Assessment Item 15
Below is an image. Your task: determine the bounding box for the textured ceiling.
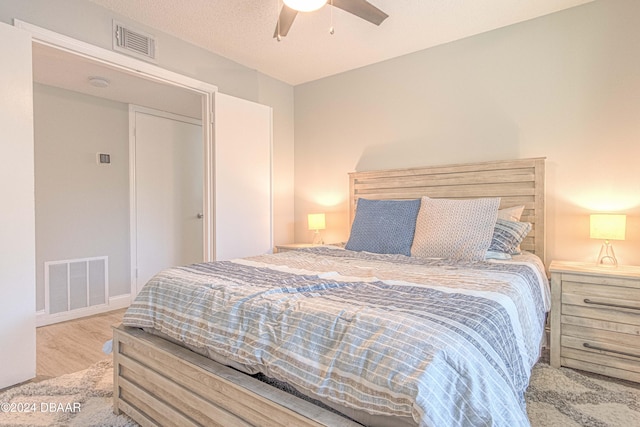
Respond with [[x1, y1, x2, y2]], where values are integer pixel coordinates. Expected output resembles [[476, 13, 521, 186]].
[[87, 0, 593, 85]]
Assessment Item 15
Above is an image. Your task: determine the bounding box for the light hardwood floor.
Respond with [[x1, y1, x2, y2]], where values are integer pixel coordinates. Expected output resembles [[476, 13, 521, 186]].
[[36, 308, 126, 381]]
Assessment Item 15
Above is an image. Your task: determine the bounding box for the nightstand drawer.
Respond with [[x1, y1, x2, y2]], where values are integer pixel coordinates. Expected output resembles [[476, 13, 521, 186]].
[[562, 315, 640, 336], [561, 333, 640, 379], [562, 323, 640, 351], [562, 280, 640, 302], [562, 303, 640, 326], [561, 281, 640, 325]]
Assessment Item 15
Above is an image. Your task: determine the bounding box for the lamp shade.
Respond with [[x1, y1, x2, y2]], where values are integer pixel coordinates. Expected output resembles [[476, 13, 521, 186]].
[[283, 0, 328, 12], [590, 214, 626, 241], [308, 213, 326, 231]]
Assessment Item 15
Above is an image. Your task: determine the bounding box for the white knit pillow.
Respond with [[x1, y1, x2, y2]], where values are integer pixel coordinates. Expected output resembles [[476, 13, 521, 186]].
[[411, 197, 500, 261]]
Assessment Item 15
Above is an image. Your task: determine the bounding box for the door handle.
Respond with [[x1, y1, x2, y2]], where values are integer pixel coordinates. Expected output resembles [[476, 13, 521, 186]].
[[196, 213, 203, 219]]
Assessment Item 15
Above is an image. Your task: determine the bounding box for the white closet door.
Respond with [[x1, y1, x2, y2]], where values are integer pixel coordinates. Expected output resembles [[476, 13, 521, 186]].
[[133, 109, 203, 294], [0, 22, 36, 389], [214, 93, 272, 260]]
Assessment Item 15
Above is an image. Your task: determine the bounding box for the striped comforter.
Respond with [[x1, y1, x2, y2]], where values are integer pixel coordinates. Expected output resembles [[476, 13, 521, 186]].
[[124, 246, 549, 427]]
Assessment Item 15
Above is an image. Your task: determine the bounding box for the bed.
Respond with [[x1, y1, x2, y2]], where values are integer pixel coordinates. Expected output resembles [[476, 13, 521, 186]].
[[113, 157, 548, 427]]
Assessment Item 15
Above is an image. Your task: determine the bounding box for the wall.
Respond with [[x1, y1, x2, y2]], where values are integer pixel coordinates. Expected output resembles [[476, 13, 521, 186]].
[[33, 84, 130, 311], [0, 0, 296, 247], [294, 0, 640, 266], [259, 74, 296, 245]]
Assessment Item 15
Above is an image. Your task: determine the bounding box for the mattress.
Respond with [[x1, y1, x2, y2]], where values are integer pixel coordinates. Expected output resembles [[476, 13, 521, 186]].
[[123, 246, 549, 427]]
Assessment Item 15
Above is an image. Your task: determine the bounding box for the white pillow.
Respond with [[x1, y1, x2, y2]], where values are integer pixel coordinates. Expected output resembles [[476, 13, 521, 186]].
[[411, 197, 500, 261], [498, 205, 525, 222]]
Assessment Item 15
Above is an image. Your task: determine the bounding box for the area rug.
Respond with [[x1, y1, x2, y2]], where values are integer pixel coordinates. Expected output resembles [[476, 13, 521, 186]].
[[0, 360, 135, 427], [526, 362, 640, 427], [1, 359, 638, 426]]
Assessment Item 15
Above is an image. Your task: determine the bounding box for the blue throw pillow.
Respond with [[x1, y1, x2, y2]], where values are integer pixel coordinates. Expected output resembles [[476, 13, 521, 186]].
[[345, 198, 421, 256]]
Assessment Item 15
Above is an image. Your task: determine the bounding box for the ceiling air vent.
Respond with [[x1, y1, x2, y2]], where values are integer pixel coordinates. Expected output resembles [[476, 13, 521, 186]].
[[113, 21, 157, 62]]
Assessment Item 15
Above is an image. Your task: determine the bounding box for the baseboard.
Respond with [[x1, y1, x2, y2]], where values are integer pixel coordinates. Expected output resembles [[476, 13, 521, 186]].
[[36, 294, 131, 327]]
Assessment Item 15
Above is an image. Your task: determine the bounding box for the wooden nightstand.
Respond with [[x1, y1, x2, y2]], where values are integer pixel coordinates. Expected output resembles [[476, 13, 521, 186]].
[[549, 260, 640, 382], [274, 243, 321, 253]]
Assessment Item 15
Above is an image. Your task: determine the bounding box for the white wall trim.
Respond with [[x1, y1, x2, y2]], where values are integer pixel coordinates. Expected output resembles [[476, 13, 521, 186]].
[[36, 294, 131, 327], [14, 19, 217, 300]]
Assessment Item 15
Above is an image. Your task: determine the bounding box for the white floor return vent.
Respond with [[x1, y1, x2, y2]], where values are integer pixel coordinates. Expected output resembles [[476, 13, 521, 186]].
[[44, 256, 108, 316]]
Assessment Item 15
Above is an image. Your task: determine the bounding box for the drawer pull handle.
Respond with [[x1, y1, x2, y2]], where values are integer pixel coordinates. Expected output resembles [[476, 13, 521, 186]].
[[583, 298, 640, 311], [583, 343, 640, 359]]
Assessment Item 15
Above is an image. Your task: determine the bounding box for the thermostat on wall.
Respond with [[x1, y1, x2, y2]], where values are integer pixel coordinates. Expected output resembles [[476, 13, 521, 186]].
[[97, 153, 111, 165]]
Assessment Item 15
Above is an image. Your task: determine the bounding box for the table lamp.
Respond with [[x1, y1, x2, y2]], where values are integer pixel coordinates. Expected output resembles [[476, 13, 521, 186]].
[[308, 213, 326, 244], [590, 214, 626, 266]]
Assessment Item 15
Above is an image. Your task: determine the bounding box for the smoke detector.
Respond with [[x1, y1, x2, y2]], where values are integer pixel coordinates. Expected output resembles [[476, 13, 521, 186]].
[[88, 76, 110, 88]]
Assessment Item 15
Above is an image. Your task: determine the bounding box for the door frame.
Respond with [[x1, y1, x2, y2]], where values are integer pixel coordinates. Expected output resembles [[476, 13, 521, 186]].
[[14, 20, 218, 301], [129, 105, 203, 295]]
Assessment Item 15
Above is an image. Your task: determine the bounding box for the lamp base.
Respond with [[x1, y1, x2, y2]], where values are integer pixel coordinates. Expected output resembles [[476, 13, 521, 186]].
[[312, 230, 324, 245], [596, 240, 618, 266]]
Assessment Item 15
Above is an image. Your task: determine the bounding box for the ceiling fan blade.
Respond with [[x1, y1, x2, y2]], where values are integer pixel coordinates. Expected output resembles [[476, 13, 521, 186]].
[[273, 5, 298, 38], [331, 0, 388, 26]]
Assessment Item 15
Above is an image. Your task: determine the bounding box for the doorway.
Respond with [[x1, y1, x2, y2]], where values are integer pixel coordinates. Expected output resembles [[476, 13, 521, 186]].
[[19, 20, 217, 326], [130, 106, 203, 295], [4, 20, 272, 390]]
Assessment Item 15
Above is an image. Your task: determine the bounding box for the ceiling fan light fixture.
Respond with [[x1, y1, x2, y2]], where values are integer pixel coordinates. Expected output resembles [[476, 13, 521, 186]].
[[283, 0, 328, 12]]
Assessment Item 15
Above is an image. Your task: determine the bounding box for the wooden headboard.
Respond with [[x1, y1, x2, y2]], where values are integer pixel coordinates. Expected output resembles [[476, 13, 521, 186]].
[[349, 157, 546, 263]]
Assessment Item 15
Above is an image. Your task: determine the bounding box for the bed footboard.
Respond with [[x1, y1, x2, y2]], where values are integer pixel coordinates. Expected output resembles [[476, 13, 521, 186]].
[[113, 325, 360, 427]]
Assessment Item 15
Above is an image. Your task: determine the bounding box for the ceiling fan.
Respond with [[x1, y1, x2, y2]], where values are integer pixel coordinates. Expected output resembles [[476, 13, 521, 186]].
[[274, 0, 388, 39]]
